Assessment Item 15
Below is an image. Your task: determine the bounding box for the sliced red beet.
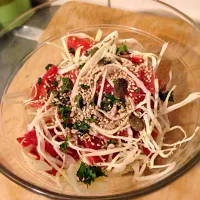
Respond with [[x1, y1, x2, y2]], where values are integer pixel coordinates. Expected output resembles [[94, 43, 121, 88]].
[[17, 129, 38, 147], [30, 65, 58, 103], [46, 168, 57, 176], [129, 56, 144, 64], [64, 68, 79, 84], [126, 65, 155, 102], [158, 79, 167, 92], [45, 141, 58, 158], [96, 79, 113, 94], [67, 147, 79, 161], [42, 65, 58, 82], [82, 136, 108, 165], [67, 36, 93, 54], [29, 146, 40, 160]]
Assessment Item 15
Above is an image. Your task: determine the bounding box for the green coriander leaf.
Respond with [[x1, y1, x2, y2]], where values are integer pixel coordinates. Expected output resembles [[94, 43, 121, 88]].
[[45, 64, 53, 71], [61, 77, 73, 93], [107, 139, 116, 145], [86, 117, 97, 123], [73, 120, 90, 135], [134, 88, 140, 93], [78, 63, 85, 69], [76, 162, 86, 181], [80, 84, 89, 90], [159, 90, 174, 102], [53, 78, 58, 87], [76, 94, 84, 109], [37, 77, 42, 85], [76, 162, 106, 185], [60, 136, 69, 153], [58, 104, 71, 122], [112, 79, 116, 84], [90, 47, 99, 56], [101, 94, 124, 111], [116, 43, 129, 55]]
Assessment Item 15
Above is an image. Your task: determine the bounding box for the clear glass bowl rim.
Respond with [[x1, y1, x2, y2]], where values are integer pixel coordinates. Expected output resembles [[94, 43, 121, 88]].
[[0, 0, 200, 199]]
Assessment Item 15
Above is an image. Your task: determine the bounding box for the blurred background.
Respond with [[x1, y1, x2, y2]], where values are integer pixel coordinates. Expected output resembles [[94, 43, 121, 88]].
[[0, 0, 200, 29]]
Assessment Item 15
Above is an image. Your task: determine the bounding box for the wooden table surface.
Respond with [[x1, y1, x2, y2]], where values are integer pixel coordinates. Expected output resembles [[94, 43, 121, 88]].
[[1, 2, 200, 200]]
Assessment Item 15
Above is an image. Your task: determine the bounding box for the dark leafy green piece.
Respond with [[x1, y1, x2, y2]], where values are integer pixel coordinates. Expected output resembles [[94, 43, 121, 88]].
[[45, 64, 53, 71], [99, 57, 112, 65], [90, 47, 99, 56], [134, 88, 140, 93], [159, 90, 174, 102], [112, 79, 116, 84], [116, 43, 129, 55], [61, 77, 73, 93], [76, 94, 84, 109], [101, 94, 126, 111], [58, 105, 71, 122], [78, 63, 85, 69], [52, 78, 58, 87], [86, 117, 97, 123], [107, 139, 116, 145], [73, 120, 90, 135], [37, 77, 42, 85], [60, 136, 69, 153], [77, 162, 107, 185], [80, 84, 89, 90]]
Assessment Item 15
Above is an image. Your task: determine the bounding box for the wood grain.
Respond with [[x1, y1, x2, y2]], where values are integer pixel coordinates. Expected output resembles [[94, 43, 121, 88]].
[[1, 1, 200, 200]]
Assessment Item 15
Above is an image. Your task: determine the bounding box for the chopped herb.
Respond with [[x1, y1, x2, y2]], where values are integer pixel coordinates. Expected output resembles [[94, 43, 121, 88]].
[[116, 43, 129, 55], [48, 90, 58, 97], [159, 90, 174, 102], [90, 102, 95, 106], [90, 47, 99, 56], [37, 77, 42, 85], [73, 120, 90, 135], [112, 79, 116, 84], [61, 77, 73, 93], [76, 94, 84, 109], [101, 94, 126, 111], [86, 117, 97, 123], [52, 78, 58, 87], [77, 162, 107, 185], [78, 63, 85, 69], [69, 48, 75, 54], [60, 136, 69, 153], [134, 88, 140, 93], [58, 104, 71, 122], [63, 122, 73, 129], [80, 84, 89, 90], [45, 64, 53, 71], [107, 139, 117, 145], [99, 57, 112, 65]]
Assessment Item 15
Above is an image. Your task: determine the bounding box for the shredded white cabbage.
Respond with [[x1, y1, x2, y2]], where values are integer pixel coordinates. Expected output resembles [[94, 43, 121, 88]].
[[13, 29, 200, 193]]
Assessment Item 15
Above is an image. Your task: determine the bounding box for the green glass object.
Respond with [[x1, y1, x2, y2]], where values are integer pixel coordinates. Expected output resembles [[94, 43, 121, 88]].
[[0, 0, 31, 29]]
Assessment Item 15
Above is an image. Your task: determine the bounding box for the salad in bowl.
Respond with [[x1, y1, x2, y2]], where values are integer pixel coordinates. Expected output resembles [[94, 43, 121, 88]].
[[14, 29, 200, 193]]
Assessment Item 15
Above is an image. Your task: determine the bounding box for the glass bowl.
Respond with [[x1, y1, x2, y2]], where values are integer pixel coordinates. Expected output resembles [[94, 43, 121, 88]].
[[0, 0, 200, 199]]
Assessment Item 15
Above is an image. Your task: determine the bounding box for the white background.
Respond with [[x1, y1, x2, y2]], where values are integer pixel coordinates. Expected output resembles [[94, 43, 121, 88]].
[[55, 0, 200, 22]]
